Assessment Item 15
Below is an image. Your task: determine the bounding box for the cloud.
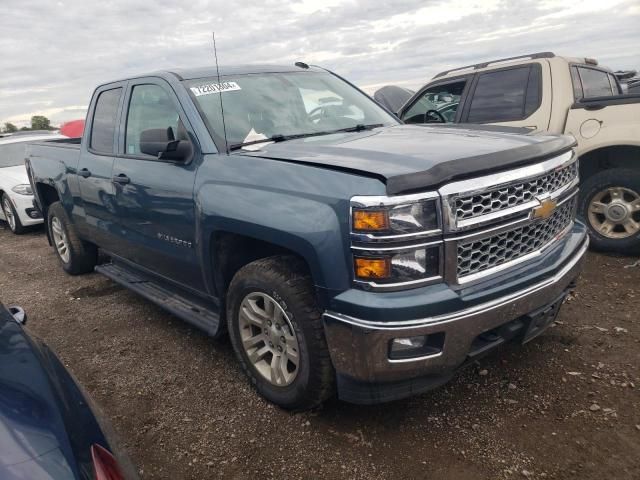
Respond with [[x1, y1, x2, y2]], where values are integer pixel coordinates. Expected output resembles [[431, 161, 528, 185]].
[[1, 0, 638, 126]]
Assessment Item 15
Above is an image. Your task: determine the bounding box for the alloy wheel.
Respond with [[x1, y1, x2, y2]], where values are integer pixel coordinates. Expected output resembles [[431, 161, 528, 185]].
[[2, 197, 16, 232], [51, 216, 71, 263], [238, 292, 300, 387], [588, 187, 640, 239]]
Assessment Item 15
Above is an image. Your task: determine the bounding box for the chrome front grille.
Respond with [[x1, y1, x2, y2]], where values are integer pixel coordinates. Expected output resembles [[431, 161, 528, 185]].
[[457, 197, 576, 279], [454, 161, 578, 222]]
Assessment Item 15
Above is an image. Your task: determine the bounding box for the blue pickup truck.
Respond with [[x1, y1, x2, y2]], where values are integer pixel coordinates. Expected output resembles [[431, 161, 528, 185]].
[[26, 64, 588, 408]]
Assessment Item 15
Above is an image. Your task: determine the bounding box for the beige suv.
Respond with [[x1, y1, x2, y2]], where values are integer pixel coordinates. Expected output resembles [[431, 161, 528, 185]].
[[398, 52, 640, 253]]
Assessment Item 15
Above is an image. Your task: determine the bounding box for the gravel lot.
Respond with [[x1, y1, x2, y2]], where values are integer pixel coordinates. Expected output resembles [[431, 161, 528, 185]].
[[0, 224, 638, 480]]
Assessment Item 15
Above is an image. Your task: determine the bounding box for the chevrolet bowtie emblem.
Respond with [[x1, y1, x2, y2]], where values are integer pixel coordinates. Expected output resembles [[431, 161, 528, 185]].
[[533, 198, 557, 220]]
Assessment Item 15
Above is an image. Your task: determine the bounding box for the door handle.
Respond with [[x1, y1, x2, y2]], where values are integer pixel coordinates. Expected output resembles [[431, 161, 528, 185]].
[[78, 168, 91, 178], [112, 174, 130, 185]]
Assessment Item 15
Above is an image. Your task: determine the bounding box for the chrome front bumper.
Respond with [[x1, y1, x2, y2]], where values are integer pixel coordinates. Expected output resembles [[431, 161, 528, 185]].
[[323, 237, 588, 384]]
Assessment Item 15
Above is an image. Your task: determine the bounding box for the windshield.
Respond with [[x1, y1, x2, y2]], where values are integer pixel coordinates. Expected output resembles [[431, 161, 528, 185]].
[[0, 142, 29, 168], [184, 71, 399, 149]]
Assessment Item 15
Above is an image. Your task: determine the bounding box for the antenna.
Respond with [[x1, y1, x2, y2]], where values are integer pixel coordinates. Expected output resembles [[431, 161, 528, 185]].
[[212, 32, 229, 154]]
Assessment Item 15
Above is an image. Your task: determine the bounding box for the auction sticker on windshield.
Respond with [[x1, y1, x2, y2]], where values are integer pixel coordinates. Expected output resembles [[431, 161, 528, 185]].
[[190, 82, 242, 96]]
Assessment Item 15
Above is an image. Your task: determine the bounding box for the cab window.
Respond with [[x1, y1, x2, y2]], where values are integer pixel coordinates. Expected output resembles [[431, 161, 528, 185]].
[[402, 80, 466, 124], [90, 88, 122, 153], [466, 65, 541, 123], [125, 84, 182, 156], [577, 67, 615, 98]]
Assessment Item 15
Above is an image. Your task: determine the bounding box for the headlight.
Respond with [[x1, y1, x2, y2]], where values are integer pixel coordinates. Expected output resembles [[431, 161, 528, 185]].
[[354, 246, 440, 286], [350, 192, 443, 290], [351, 196, 439, 236], [12, 184, 33, 195]]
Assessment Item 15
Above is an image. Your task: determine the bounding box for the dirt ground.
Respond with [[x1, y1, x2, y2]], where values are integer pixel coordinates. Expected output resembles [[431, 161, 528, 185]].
[[0, 224, 638, 480]]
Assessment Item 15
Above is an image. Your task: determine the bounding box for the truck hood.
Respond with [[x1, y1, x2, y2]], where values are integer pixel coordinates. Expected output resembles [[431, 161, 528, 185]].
[[240, 124, 575, 194], [0, 166, 29, 186]]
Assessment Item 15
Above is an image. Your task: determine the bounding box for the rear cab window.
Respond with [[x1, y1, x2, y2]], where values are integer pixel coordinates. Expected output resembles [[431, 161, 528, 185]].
[[466, 65, 541, 123], [90, 88, 122, 153]]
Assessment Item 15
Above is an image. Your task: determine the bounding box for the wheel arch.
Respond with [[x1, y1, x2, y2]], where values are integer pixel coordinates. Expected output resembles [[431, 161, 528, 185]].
[[206, 228, 335, 307], [578, 144, 640, 181]]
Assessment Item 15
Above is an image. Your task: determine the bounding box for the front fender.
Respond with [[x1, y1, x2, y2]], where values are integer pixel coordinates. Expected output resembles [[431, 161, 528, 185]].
[[197, 184, 350, 292]]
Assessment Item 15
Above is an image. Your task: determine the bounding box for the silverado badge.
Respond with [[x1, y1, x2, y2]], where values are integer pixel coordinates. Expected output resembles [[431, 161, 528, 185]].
[[533, 198, 557, 220]]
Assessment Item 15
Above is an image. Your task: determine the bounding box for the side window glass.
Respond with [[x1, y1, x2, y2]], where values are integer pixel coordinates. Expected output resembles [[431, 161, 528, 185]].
[[125, 84, 181, 155], [578, 67, 614, 98], [608, 74, 621, 95], [402, 80, 466, 124], [570, 67, 583, 100], [467, 66, 536, 123], [90, 88, 122, 153]]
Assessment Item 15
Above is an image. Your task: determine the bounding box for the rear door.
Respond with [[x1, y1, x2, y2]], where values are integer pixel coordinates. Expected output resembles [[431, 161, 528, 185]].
[[459, 62, 552, 132], [110, 78, 204, 291], [77, 84, 126, 248]]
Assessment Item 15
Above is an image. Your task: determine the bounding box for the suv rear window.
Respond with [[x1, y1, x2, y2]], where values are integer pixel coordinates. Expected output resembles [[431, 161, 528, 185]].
[[90, 88, 122, 153], [466, 65, 541, 123]]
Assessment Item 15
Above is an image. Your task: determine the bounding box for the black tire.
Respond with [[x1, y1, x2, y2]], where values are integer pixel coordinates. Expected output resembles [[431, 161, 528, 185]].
[[47, 202, 98, 274], [1, 193, 26, 234], [226, 255, 335, 410], [579, 168, 640, 254]]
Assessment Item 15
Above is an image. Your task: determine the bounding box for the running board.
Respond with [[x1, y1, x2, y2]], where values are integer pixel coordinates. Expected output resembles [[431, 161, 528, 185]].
[[95, 262, 220, 335]]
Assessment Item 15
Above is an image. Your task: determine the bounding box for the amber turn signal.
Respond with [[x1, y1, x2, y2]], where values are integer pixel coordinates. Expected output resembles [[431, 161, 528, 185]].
[[354, 257, 391, 279], [352, 210, 390, 231]]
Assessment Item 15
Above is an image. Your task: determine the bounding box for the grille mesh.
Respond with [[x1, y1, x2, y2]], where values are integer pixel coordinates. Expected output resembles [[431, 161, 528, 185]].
[[457, 198, 576, 278], [455, 162, 577, 222]]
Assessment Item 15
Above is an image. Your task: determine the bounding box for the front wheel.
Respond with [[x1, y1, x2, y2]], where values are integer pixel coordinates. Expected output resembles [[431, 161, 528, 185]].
[[579, 168, 640, 254], [1, 193, 26, 234], [226, 256, 335, 410], [47, 202, 98, 274]]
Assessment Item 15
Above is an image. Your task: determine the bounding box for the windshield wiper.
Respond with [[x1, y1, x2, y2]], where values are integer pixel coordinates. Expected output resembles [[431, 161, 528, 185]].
[[229, 134, 289, 151], [229, 124, 384, 151]]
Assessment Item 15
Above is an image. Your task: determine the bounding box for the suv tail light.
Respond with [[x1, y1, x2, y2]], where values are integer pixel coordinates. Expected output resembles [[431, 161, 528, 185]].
[[91, 444, 125, 480]]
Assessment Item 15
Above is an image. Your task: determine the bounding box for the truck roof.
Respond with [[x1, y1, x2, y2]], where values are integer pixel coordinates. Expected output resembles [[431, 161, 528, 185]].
[[102, 64, 322, 86]]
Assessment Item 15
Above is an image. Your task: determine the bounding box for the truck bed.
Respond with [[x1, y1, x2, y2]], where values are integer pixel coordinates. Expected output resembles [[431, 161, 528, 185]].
[[26, 138, 82, 192]]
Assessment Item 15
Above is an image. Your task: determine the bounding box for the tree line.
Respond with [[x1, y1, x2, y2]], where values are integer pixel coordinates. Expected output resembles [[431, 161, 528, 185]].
[[2, 116, 54, 133]]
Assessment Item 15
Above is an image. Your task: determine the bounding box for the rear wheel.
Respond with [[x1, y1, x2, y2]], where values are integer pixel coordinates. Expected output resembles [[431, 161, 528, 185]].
[[579, 168, 640, 253], [226, 255, 335, 410], [1, 193, 26, 234], [47, 202, 97, 274]]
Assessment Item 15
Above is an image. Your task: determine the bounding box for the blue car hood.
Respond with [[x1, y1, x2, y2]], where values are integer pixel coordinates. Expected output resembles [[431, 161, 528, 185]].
[[240, 124, 575, 194]]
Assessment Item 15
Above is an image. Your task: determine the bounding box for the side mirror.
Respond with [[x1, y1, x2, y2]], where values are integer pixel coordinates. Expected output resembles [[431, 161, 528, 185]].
[[139, 127, 192, 162], [8, 306, 27, 325]]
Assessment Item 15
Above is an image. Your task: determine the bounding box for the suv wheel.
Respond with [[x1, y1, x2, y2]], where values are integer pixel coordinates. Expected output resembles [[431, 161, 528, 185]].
[[1, 193, 26, 234], [226, 255, 335, 410], [579, 168, 640, 253], [47, 202, 98, 274]]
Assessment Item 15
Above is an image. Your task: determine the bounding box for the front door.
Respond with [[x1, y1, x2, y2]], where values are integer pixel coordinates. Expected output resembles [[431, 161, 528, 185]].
[[110, 80, 204, 292]]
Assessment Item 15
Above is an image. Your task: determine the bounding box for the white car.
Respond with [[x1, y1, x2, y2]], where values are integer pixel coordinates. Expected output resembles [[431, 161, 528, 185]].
[[0, 131, 64, 233]]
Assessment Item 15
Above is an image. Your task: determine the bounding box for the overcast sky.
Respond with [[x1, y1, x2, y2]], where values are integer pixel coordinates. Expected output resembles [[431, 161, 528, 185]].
[[1, 0, 639, 127]]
